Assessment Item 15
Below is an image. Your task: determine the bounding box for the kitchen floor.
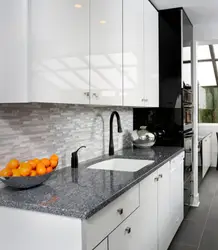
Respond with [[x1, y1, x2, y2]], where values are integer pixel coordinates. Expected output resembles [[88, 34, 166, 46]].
[[169, 168, 218, 250]]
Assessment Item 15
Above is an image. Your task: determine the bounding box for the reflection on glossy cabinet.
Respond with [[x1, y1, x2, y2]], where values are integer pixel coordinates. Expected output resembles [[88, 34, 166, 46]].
[[30, 0, 89, 104], [93, 239, 107, 250], [90, 0, 122, 106], [0, 0, 28, 103], [123, 0, 144, 106], [144, 1, 159, 107]]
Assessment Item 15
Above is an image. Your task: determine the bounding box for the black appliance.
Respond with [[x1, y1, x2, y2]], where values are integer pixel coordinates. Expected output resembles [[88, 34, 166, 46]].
[[134, 8, 193, 218]]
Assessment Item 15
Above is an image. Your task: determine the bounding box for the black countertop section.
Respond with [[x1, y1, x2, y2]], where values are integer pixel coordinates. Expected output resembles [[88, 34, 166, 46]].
[[0, 146, 184, 219]]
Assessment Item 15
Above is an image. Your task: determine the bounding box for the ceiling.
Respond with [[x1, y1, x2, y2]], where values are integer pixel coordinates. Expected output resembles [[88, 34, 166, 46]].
[[151, 0, 218, 25]]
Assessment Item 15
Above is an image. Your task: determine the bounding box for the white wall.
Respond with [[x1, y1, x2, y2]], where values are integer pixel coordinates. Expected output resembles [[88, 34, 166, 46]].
[[199, 124, 218, 167], [194, 22, 218, 44]]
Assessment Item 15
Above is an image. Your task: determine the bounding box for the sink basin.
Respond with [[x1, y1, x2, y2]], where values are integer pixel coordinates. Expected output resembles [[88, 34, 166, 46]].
[[87, 158, 154, 172]]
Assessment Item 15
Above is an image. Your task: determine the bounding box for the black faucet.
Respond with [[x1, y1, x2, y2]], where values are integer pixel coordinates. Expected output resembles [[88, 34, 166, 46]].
[[109, 111, 123, 156], [71, 146, 86, 168]]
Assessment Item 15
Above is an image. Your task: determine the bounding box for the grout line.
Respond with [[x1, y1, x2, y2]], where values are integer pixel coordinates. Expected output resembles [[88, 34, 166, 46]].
[[197, 176, 218, 250]]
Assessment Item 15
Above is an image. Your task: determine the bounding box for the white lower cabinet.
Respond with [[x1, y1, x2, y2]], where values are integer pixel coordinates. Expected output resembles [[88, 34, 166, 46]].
[[86, 152, 184, 250], [94, 239, 107, 250], [139, 171, 158, 250], [157, 162, 171, 250], [170, 153, 184, 236], [202, 134, 212, 178], [109, 208, 144, 250]]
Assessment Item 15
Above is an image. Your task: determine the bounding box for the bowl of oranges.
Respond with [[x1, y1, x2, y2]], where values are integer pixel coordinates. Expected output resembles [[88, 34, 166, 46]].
[[0, 154, 59, 189]]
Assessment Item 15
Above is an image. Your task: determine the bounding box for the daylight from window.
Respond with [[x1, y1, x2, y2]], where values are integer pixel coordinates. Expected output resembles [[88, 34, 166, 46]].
[[184, 44, 218, 123]]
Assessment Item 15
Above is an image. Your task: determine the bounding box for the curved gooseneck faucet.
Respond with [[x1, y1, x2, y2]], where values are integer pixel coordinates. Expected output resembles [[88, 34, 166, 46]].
[[109, 111, 123, 156]]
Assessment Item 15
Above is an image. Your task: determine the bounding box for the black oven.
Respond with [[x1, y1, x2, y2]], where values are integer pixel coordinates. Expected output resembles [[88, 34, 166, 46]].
[[183, 89, 192, 104]]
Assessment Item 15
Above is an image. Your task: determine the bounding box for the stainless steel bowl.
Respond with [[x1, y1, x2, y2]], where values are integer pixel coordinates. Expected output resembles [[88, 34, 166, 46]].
[[131, 126, 156, 148], [0, 172, 53, 189]]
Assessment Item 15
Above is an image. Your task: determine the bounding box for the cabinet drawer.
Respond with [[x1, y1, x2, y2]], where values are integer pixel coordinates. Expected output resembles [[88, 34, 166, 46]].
[[85, 185, 140, 250], [108, 208, 142, 250]]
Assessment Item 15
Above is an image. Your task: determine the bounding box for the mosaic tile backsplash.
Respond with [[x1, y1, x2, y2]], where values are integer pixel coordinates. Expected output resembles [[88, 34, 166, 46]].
[[0, 104, 133, 169]]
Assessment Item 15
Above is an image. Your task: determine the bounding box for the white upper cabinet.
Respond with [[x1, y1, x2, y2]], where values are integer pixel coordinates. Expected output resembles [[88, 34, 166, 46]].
[[144, 1, 159, 107], [123, 0, 144, 107], [0, 0, 28, 103], [30, 0, 90, 104], [1, 0, 159, 106], [123, 0, 159, 107], [90, 0, 122, 106]]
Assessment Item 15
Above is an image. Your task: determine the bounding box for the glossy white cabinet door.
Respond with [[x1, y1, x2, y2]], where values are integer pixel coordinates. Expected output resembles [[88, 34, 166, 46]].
[[208, 134, 212, 167], [157, 162, 171, 250], [30, 0, 89, 104], [90, 0, 122, 105], [109, 208, 146, 250], [170, 153, 184, 239], [202, 135, 211, 178], [144, 1, 159, 107], [0, 0, 28, 103], [93, 239, 107, 250], [123, 0, 144, 107], [139, 171, 158, 250]]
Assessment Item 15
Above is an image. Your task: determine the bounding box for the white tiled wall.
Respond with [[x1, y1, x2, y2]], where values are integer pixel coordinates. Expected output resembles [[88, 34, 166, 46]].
[[0, 103, 133, 169]]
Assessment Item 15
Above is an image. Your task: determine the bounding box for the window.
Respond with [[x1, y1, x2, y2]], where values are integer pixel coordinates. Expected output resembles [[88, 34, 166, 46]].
[[197, 45, 218, 123]]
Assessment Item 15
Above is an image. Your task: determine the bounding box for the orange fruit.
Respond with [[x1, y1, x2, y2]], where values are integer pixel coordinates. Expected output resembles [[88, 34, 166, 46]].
[[50, 154, 59, 161], [7, 159, 20, 169], [30, 170, 37, 177], [36, 163, 46, 175], [12, 169, 21, 177], [28, 160, 37, 170], [19, 163, 31, 177], [33, 158, 40, 165], [0, 168, 13, 177], [18, 162, 26, 169], [41, 158, 50, 167], [50, 159, 58, 168], [46, 167, 53, 174]]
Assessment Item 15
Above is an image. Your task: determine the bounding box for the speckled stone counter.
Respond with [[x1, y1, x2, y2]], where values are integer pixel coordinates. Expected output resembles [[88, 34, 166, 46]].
[[0, 146, 184, 219]]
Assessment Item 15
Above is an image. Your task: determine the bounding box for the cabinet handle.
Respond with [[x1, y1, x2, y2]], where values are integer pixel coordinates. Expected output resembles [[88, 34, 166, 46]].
[[84, 92, 90, 97], [154, 177, 159, 182], [117, 208, 123, 215], [159, 174, 163, 179], [125, 227, 131, 234], [141, 98, 148, 102], [92, 93, 99, 99]]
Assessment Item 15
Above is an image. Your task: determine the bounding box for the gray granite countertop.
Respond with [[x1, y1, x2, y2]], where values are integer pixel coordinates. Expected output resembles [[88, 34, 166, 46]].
[[0, 146, 184, 219]]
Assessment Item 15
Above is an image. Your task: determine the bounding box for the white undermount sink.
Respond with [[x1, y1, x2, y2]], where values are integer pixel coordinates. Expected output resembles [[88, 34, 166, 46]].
[[87, 158, 154, 172]]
